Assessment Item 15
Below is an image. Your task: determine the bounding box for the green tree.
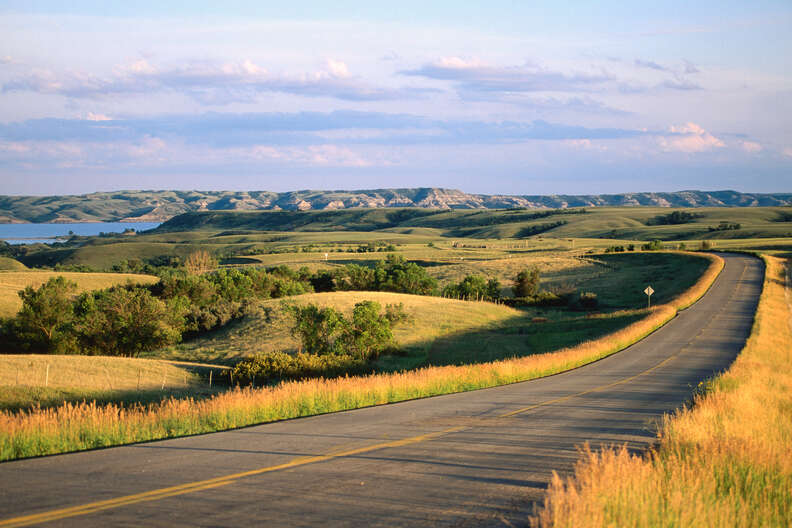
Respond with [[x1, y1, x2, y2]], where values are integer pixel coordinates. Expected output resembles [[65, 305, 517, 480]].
[[284, 303, 348, 356], [76, 287, 184, 357], [16, 276, 77, 350], [340, 301, 395, 360], [513, 268, 541, 298], [375, 254, 437, 295]]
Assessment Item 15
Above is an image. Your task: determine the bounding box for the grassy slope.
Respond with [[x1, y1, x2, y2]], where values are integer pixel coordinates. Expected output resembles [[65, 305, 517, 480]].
[[534, 255, 791, 527], [0, 271, 159, 317], [0, 258, 26, 271], [0, 355, 226, 412]]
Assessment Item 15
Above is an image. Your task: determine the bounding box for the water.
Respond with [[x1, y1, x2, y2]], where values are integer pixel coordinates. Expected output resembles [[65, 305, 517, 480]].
[[0, 222, 161, 245]]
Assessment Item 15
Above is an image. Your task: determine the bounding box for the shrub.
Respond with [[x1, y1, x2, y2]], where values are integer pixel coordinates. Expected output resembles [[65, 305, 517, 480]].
[[230, 351, 369, 385], [513, 267, 541, 297], [578, 292, 599, 310], [285, 300, 404, 360], [642, 239, 664, 251], [442, 275, 501, 301], [75, 287, 184, 357], [184, 250, 216, 275]]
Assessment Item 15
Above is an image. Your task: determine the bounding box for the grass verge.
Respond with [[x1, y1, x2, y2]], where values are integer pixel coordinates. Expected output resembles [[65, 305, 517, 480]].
[[531, 254, 790, 527], [0, 253, 723, 461]]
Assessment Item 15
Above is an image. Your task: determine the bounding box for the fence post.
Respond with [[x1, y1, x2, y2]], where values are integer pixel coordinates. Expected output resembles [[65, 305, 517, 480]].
[[45, 364, 50, 387], [209, 370, 213, 388], [161, 372, 166, 390], [137, 370, 141, 391]]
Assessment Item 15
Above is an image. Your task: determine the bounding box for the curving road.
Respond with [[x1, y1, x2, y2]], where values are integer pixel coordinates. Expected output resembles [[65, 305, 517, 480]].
[[0, 253, 763, 527]]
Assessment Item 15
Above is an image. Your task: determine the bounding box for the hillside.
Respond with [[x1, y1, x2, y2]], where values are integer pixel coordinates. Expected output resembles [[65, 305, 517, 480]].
[[1, 189, 791, 223]]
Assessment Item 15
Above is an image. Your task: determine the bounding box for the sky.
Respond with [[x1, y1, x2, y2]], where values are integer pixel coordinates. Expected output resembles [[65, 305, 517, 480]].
[[0, 1, 790, 196]]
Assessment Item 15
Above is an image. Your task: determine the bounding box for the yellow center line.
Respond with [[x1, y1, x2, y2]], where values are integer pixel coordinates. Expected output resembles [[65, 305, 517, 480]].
[[0, 264, 747, 527]]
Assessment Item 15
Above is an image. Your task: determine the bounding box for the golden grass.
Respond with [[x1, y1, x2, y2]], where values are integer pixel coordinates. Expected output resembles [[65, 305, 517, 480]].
[[0, 271, 159, 318], [0, 257, 26, 271], [0, 254, 723, 460], [0, 355, 203, 392], [533, 255, 791, 527]]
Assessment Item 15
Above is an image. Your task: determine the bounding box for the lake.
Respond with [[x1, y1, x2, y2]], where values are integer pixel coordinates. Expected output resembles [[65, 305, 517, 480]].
[[0, 222, 161, 245]]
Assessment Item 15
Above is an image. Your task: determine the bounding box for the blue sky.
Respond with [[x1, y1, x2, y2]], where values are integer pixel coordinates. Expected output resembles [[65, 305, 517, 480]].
[[0, 1, 790, 195]]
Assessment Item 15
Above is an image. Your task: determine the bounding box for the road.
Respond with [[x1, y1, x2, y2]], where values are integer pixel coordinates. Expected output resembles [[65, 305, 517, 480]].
[[0, 253, 763, 527]]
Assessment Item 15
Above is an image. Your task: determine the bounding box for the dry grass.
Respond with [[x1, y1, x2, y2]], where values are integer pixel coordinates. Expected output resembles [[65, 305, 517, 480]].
[[533, 255, 791, 527], [0, 271, 159, 317], [0, 355, 202, 392], [0, 254, 723, 460]]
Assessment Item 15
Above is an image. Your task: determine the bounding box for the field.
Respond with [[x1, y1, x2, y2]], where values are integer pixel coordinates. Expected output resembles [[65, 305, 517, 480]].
[[0, 270, 159, 317], [12, 206, 792, 270], [534, 255, 791, 527]]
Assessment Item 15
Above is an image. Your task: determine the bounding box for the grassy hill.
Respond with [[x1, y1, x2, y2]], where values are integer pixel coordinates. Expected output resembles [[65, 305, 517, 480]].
[[154, 206, 792, 240], [148, 252, 710, 367], [1, 189, 791, 223], [0, 354, 226, 412], [0, 271, 159, 317], [0, 257, 26, 271]]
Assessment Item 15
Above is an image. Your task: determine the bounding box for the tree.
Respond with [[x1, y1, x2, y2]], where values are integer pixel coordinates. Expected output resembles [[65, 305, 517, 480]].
[[16, 276, 77, 350], [285, 303, 348, 356], [513, 268, 540, 298], [340, 301, 395, 360], [76, 287, 184, 357], [184, 250, 216, 275]]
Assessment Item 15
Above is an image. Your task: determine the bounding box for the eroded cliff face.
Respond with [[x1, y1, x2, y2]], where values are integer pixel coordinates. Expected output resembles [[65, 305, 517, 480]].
[[1, 188, 790, 223]]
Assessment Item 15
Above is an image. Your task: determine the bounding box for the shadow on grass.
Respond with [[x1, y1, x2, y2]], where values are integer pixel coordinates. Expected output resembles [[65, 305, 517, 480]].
[[0, 384, 226, 414]]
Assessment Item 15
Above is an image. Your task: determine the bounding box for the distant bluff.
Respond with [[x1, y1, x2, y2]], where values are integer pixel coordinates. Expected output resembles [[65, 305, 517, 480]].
[[0, 188, 790, 223]]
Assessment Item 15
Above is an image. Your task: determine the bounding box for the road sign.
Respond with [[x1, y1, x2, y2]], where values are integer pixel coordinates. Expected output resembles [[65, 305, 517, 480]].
[[644, 285, 654, 308]]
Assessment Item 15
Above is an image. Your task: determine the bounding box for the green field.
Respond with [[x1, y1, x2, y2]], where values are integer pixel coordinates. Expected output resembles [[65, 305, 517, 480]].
[[11, 206, 792, 271]]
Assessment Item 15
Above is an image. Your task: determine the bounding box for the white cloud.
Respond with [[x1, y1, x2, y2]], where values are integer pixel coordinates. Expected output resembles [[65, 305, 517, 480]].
[[659, 122, 725, 153], [85, 112, 112, 121], [325, 59, 350, 78], [740, 140, 762, 153]]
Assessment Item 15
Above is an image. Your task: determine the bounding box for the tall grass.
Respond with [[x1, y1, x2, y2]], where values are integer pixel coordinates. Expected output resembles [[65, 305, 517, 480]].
[[533, 255, 791, 527], [0, 254, 723, 461]]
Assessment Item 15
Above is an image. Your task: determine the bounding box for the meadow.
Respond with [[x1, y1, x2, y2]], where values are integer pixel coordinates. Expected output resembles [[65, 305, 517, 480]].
[[533, 254, 791, 527], [10, 205, 792, 270]]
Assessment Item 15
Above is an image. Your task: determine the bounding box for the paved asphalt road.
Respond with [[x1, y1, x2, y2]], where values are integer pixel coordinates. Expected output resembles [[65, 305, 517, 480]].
[[0, 253, 763, 527]]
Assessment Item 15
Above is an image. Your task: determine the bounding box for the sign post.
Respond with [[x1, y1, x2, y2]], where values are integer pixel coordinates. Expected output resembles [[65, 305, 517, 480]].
[[644, 285, 654, 309]]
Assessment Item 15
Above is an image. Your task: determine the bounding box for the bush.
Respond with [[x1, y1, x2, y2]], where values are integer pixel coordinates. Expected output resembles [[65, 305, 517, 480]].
[[442, 275, 501, 301], [513, 268, 541, 297], [578, 292, 599, 310], [642, 239, 664, 251], [285, 300, 404, 360], [75, 287, 185, 357], [231, 351, 369, 385]]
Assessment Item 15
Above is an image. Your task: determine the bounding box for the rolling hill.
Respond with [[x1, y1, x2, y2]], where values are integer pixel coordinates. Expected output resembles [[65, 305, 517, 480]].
[[1, 188, 790, 223]]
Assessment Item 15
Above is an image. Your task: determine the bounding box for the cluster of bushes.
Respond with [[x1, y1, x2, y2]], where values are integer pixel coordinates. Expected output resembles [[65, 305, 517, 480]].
[[442, 275, 501, 301], [604, 244, 636, 253], [1, 264, 318, 356], [642, 239, 664, 251], [330, 255, 438, 295], [231, 300, 408, 385], [648, 211, 703, 225], [708, 221, 741, 231]]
